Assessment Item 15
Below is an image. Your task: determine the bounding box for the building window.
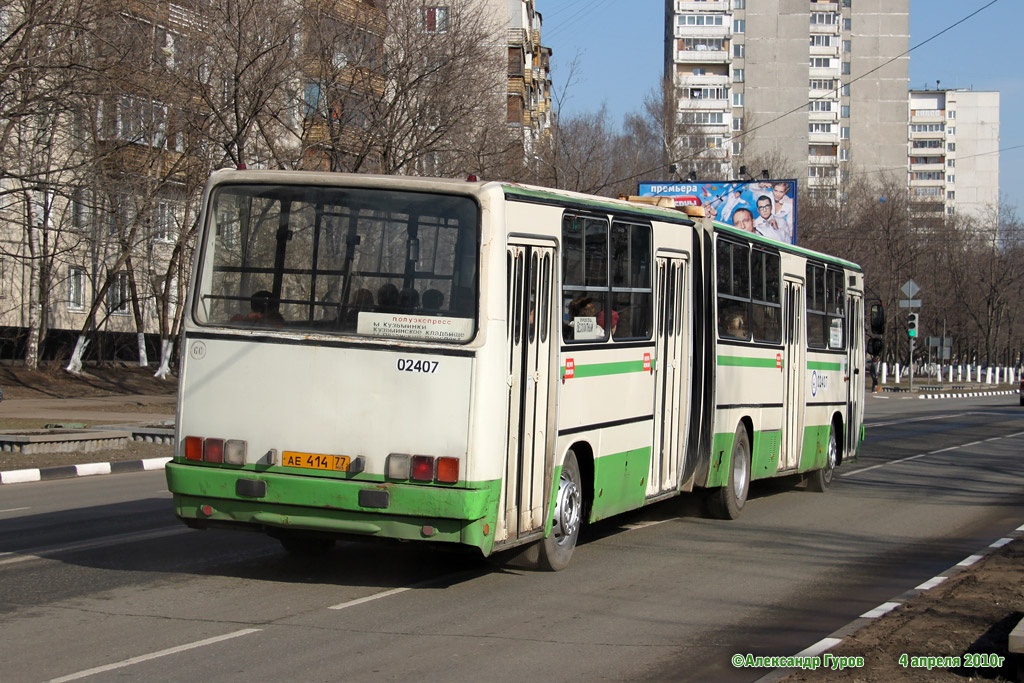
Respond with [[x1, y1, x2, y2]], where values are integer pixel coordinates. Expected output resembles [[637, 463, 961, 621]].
[[421, 6, 449, 33], [108, 272, 130, 315], [947, 142, 956, 152], [841, 105, 850, 118], [811, 57, 832, 68], [678, 14, 724, 26], [809, 100, 833, 112], [810, 35, 833, 47], [733, 68, 744, 82], [841, 126, 850, 139], [947, 159, 955, 168], [733, 43, 745, 58], [841, 61, 851, 75], [732, 117, 743, 131], [843, 39, 851, 53], [733, 19, 745, 33], [734, 0, 745, 8], [948, 126, 955, 135], [948, 110, 956, 119], [809, 123, 833, 134], [810, 12, 836, 25], [809, 79, 835, 90], [842, 84, 850, 96], [68, 267, 86, 310], [947, 175, 955, 183], [843, 18, 851, 30], [733, 141, 743, 155], [152, 201, 175, 242], [72, 189, 91, 232], [840, 148, 849, 161], [947, 191, 955, 200], [733, 92, 744, 106]]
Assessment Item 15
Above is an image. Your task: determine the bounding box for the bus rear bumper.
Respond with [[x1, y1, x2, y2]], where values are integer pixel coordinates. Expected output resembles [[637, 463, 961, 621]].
[[165, 462, 500, 554]]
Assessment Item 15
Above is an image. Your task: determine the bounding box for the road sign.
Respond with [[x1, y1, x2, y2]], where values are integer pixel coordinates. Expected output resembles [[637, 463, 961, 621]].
[[899, 299, 922, 308], [901, 279, 920, 298]]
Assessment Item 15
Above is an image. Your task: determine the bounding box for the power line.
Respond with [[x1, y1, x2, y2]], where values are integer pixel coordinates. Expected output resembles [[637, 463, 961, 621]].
[[608, 0, 1005, 186], [543, 0, 616, 42]]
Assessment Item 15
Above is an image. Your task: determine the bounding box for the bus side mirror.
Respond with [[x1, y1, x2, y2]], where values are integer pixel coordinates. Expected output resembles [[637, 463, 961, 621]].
[[869, 302, 885, 335], [868, 337, 884, 357]]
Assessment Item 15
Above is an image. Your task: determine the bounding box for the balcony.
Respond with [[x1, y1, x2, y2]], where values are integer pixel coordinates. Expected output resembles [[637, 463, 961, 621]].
[[676, 73, 730, 87], [676, 0, 729, 10], [810, 22, 840, 35], [809, 44, 839, 57], [674, 25, 731, 39], [909, 178, 945, 188], [676, 49, 729, 63], [809, 65, 839, 79], [809, 130, 839, 144], [910, 111, 944, 124], [809, 110, 838, 123], [678, 97, 730, 111]]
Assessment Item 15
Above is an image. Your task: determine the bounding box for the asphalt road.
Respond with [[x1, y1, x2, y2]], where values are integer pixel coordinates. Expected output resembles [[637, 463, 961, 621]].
[[1, 394, 1023, 682]]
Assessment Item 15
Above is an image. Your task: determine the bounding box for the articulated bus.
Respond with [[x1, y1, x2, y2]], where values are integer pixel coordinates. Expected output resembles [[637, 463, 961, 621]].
[[166, 170, 866, 570]]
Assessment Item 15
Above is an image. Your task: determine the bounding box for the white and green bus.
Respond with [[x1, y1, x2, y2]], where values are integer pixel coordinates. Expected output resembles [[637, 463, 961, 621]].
[[166, 170, 867, 570]]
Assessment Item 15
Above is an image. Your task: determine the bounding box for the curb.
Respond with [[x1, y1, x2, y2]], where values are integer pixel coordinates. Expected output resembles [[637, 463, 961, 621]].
[[0, 457, 171, 484], [919, 389, 1018, 400], [755, 524, 1024, 681]]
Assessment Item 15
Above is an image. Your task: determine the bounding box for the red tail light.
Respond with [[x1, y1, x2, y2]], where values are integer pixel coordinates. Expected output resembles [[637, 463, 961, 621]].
[[411, 455, 434, 482], [185, 436, 203, 461], [205, 438, 224, 463]]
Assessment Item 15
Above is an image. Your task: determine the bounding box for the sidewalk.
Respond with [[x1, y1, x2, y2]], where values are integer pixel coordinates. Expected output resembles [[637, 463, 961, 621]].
[[0, 393, 175, 484]]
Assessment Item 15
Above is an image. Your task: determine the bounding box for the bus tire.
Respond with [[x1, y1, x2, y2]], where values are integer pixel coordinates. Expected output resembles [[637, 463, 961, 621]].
[[538, 450, 583, 571], [706, 424, 750, 520], [807, 424, 837, 492]]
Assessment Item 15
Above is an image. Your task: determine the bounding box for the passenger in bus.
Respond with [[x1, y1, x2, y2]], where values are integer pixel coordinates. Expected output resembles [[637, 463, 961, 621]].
[[422, 288, 444, 313], [399, 287, 419, 310], [451, 286, 474, 315], [344, 288, 374, 326], [597, 309, 619, 336], [732, 208, 756, 233], [377, 284, 400, 312], [721, 309, 747, 339], [231, 290, 285, 327]]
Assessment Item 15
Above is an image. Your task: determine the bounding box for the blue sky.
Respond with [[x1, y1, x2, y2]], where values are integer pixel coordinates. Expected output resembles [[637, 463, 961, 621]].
[[539, 0, 1022, 216]]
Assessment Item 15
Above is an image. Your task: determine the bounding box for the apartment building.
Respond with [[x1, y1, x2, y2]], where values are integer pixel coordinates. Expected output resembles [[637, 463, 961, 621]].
[[507, 0, 553, 154], [664, 0, 909, 191], [909, 89, 1000, 221]]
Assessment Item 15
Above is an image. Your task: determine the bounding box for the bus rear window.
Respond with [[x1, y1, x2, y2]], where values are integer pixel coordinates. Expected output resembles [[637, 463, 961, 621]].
[[194, 184, 479, 343]]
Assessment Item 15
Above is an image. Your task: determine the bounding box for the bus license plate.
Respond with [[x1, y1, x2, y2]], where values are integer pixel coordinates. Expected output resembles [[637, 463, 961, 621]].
[[282, 451, 350, 472]]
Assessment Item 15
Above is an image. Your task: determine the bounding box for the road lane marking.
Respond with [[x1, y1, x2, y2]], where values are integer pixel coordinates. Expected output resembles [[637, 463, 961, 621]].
[[329, 571, 478, 611], [47, 628, 262, 682], [0, 527, 189, 567], [0, 507, 30, 513], [990, 538, 1014, 548], [842, 434, 1013, 478], [957, 554, 984, 567], [866, 413, 967, 428]]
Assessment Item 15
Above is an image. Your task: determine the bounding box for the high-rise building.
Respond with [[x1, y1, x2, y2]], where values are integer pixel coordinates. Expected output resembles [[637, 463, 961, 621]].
[[664, 0, 909, 192], [909, 89, 1000, 221]]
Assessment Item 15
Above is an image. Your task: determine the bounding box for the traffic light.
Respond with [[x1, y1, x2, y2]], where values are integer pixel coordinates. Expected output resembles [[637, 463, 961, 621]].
[[907, 313, 918, 338]]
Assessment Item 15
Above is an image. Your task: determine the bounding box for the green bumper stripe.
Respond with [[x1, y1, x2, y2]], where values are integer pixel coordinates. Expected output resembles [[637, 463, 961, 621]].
[[561, 358, 655, 378], [808, 361, 842, 371], [165, 462, 498, 521]]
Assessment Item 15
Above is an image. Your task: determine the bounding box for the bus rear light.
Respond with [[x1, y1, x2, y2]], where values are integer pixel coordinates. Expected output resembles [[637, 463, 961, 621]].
[[386, 453, 411, 480], [185, 436, 204, 461], [436, 457, 459, 484], [224, 439, 247, 465], [205, 438, 225, 463], [411, 455, 434, 482]]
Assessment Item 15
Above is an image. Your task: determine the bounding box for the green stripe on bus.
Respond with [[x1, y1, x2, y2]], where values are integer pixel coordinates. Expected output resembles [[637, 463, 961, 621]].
[[561, 359, 656, 378], [808, 361, 842, 371], [718, 355, 780, 368]]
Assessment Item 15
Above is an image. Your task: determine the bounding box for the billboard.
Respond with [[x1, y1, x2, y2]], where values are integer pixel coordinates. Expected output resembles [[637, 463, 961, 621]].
[[637, 179, 799, 245]]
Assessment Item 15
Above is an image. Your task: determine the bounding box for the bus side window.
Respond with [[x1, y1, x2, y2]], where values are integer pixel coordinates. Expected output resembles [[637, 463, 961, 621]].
[[806, 262, 827, 347], [716, 239, 751, 340], [562, 214, 609, 342]]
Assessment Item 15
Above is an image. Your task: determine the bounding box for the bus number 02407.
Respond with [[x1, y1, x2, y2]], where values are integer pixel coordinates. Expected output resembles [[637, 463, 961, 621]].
[[397, 358, 439, 373]]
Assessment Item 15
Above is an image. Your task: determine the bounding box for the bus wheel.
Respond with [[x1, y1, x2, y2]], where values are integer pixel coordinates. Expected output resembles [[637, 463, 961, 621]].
[[807, 424, 837, 492], [707, 424, 750, 520], [538, 450, 583, 571]]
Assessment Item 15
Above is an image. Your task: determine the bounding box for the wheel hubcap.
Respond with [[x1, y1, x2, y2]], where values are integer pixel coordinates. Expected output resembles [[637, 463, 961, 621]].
[[734, 444, 750, 503], [824, 432, 837, 483], [552, 470, 581, 546]]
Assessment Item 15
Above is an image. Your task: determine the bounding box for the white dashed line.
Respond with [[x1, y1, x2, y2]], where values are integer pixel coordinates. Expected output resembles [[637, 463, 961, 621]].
[[48, 628, 262, 682], [957, 554, 984, 567], [915, 576, 948, 591]]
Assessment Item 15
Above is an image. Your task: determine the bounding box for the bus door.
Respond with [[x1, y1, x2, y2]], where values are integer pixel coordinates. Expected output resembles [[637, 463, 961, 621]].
[[846, 291, 864, 458], [781, 278, 806, 471], [649, 255, 690, 497], [501, 241, 555, 543]]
